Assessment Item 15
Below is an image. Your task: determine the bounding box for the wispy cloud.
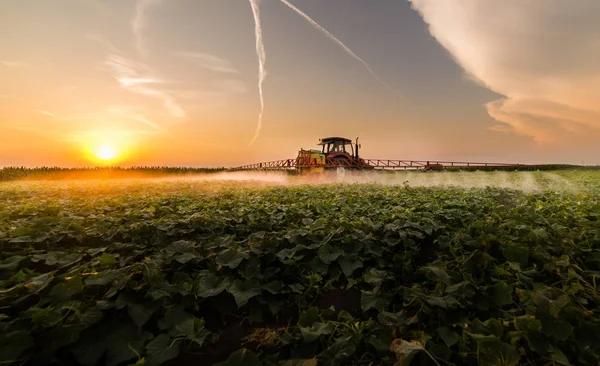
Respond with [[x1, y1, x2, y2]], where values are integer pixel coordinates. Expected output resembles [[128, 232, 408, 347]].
[[103, 54, 186, 118], [132, 0, 160, 54], [35, 110, 57, 118], [408, 0, 600, 144], [0, 60, 31, 68], [174, 52, 239, 74]]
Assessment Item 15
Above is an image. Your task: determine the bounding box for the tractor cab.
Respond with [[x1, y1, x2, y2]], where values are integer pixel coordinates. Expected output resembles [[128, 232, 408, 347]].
[[318, 137, 359, 160]]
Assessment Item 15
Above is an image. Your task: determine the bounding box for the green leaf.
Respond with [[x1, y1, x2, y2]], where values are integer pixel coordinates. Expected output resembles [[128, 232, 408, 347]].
[[337, 256, 363, 277], [317, 244, 344, 264], [263, 280, 284, 294], [425, 295, 460, 309], [364, 268, 393, 287], [0, 255, 26, 271], [361, 291, 390, 312], [215, 348, 262, 366], [300, 322, 334, 343], [503, 244, 529, 266], [197, 274, 230, 298], [490, 281, 513, 306], [316, 336, 356, 365], [550, 348, 570, 365], [377, 311, 415, 326], [541, 317, 573, 341], [419, 265, 453, 284], [438, 326, 460, 347], [298, 307, 321, 327], [310, 217, 327, 231], [0, 330, 34, 364], [99, 252, 117, 266], [228, 279, 262, 307], [217, 248, 249, 269], [478, 340, 520, 366], [49, 276, 83, 301], [145, 334, 180, 366], [174, 252, 197, 264], [514, 315, 542, 333]]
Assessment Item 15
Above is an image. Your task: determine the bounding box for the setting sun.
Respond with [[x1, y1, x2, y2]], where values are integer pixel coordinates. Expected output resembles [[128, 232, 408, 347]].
[[95, 145, 117, 161]]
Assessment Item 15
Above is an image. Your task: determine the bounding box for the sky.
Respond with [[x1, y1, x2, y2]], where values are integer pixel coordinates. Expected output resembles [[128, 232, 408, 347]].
[[1, 0, 599, 167]]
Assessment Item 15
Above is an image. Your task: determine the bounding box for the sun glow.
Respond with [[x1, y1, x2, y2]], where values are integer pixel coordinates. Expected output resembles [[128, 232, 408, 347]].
[[95, 145, 118, 161]]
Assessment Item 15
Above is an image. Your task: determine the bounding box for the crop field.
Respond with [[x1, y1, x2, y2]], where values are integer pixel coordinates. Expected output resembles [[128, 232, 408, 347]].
[[1, 170, 600, 366]]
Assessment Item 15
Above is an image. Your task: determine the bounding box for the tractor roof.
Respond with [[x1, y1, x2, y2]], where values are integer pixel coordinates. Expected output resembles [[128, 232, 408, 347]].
[[318, 137, 352, 144]]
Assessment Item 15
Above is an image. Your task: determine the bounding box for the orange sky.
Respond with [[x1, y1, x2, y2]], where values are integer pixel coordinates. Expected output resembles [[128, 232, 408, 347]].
[[1, 0, 599, 167]]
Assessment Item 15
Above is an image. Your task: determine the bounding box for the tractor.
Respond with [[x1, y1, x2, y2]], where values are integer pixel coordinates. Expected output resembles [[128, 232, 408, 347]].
[[296, 137, 373, 174]]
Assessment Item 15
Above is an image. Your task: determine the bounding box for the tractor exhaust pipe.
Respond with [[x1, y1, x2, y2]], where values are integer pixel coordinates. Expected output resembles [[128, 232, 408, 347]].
[[355, 137, 359, 160]]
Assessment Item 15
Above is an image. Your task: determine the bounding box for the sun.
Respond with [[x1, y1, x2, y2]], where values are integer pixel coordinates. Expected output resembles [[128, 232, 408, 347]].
[[95, 145, 118, 161]]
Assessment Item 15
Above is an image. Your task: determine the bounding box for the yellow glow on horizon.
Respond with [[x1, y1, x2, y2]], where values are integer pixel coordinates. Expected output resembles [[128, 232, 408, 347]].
[[95, 145, 117, 161]]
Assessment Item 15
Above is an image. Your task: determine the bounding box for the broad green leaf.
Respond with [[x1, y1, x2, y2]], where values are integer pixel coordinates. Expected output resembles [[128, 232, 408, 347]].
[[490, 281, 513, 306], [228, 279, 262, 307], [215, 348, 262, 366], [99, 252, 117, 266], [438, 326, 460, 347], [419, 265, 453, 285], [316, 336, 356, 365], [49, 276, 83, 301], [361, 291, 390, 312], [0, 255, 26, 271], [298, 307, 321, 327], [503, 244, 529, 266], [0, 330, 34, 364], [337, 256, 363, 277], [217, 248, 249, 269], [550, 348, 570, 365], [425, 295, 460, 309], [364, 268, 393, 287], [478, 341, 520, 366], [317, 244, 344, 264], [197, 274, 230, 298], [300, 322, 334, 343], [145, 334, 180, 366], [263, 280, 284, 294]]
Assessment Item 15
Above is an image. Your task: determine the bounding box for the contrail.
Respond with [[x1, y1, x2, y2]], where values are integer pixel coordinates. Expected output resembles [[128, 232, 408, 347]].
[[278, 0, 398, 96], [248, 0, 267, 146]]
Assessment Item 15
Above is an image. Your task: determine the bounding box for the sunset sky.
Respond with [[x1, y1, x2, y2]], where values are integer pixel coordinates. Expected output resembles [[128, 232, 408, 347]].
[[1, 0, 599, 167]]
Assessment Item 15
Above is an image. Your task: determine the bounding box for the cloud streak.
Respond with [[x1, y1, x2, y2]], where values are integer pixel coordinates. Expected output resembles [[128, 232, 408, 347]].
[[35, 110, 57, 118], [174, 52, 239, 74], [104, 54, 186, 118], [248, 0, 267, 146], [132, 0, 160, 54], [278, 0, 399, 96], [408, 0, 600, 144], [0, 60, 31, 68]]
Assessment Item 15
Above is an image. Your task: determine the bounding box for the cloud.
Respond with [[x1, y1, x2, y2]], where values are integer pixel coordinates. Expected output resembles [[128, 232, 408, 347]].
[[408, 0, 600, 144], [103, 54, 187, 118], [0, 60, 31, 68], [132, 0, 161, 54], [35, 110, 58, 118], [174, 52, 239, 74]]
